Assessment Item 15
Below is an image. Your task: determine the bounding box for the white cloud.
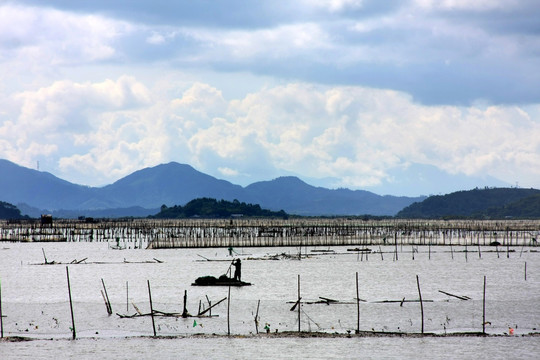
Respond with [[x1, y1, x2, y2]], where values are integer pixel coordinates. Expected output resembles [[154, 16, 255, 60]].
[[0, 4, 132, 67], [1, 75, 539, 189], [0, 2, 539, 191]]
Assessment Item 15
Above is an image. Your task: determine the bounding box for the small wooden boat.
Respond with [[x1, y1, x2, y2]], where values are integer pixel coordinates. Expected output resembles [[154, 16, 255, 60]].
[[192, 275, 251, 287]]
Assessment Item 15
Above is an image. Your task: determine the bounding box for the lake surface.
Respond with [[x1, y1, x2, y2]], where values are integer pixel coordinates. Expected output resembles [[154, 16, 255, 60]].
[[0, 241, 538, 359]]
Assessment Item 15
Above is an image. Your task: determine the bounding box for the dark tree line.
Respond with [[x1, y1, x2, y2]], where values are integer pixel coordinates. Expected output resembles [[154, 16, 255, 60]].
[[397, 188, 540, 219], [152, 198, 288, 219], [0, 201, 28, 219]]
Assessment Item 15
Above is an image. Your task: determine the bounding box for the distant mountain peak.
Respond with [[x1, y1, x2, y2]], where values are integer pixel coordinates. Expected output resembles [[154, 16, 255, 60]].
[[0, 158, 424, 217]]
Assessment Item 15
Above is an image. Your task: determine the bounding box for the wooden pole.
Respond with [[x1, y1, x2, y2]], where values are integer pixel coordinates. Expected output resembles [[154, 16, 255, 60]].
[[416, 275, 424, 334], [255, 299, 260, 334], [66, 266, 76, 340], [182, 290, 189, 317], [101, 278, 112, 315], [297, 274, 301, 332], [206, 295, 212, 317], [394, 233, 398, 261], [356, 272, 360, 334], [227, 286, 231, 336], [147, 280, 156, 337], [126, 281, 129, 312], [198, 297, 226, 316], [42, 248, 48, 264], [0, 277, 3, 338], [525, 262, 527, 281], [482, 275, 486, 335]]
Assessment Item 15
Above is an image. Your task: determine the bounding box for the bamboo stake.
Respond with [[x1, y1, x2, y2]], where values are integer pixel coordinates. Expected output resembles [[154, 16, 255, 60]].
[[42, 248, 48, 264], [482, 275, 486, 335], [182, 290, 189, 318], [206, 295, 212, 317], [355, 272, 360, 334], [0, 277, 3, 338], [101, 278, 112, 315], [227, 286, 231, 336], [394, 233, 398, 261], [126, 281, 129, 312], [524, 262, 527, 281], [254, 299, 260, 334], [416, 275, 424, 334], [199, 297, 226, 316], [66, 266, 76, 340], [298, 274, 301, 332], [147, 280, 156, 337]]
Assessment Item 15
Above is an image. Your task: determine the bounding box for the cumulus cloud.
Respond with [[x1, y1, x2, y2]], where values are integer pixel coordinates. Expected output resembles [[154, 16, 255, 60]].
[[0, 1, 539, 192], [1, 75, 539, 189], [0, 77, 155, 183], [2, 2, 539, 104]]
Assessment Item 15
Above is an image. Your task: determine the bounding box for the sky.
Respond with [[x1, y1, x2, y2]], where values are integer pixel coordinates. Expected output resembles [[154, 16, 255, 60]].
[[0, 0, 539, 196]]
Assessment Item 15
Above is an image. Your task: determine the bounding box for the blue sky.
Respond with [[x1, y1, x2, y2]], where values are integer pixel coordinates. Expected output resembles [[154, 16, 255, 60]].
[[0, 0, 539, 195]]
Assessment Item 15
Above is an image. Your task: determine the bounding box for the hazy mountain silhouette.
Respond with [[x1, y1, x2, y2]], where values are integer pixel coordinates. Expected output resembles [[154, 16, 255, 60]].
[[0, 159, 424, 217], [0, 159, 98, 210], [99, 162, 245, 208], [243, 177, 420, 216]]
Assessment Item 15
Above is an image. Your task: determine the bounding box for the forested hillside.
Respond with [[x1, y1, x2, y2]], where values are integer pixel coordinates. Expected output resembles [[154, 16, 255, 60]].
[[397, 188, 540, 219], [0, 201, 28, 219], [152, 198, 288, 219]]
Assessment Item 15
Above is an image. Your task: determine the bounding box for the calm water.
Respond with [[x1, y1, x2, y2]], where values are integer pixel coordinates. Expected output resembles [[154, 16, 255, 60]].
[[1, 242, 539, 358]]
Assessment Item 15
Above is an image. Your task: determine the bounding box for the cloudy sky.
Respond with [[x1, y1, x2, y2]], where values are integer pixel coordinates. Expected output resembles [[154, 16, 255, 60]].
[[1, 0, 539, 196]]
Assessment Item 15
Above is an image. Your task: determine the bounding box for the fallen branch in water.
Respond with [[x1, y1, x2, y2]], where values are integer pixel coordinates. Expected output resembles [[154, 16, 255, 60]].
[[439, 290, 471, 301]]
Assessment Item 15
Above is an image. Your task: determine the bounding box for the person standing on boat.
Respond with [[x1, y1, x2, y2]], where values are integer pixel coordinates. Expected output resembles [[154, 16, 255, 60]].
[[232, 259, 241, 281]]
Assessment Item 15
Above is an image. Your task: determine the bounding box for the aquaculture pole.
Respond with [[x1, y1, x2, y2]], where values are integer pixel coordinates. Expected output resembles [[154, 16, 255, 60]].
[[101, 278, 112, 315], [0, 277, 3, 338], [227, 286, 231, 336], [525, 262, 527, 281], [147, 280, 156, 337], [356, 272, 360, 334], [394, 233, 398, 261], [298, 274, 301, 332], [182, 290, 189, 318], [254, 299, 260, 334], [482, 276, 486, 335], [416, 275, 424, 334], [66, 266, 76, 340]]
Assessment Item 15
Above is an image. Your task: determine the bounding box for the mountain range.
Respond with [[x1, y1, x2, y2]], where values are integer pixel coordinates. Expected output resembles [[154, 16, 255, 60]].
[[0, 159, 425, 218]]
